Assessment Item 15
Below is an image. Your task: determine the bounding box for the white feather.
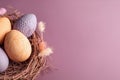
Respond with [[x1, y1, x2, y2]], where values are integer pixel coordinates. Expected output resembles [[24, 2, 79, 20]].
[[38, 21, 46, 32], [39, 47, 53, 57]]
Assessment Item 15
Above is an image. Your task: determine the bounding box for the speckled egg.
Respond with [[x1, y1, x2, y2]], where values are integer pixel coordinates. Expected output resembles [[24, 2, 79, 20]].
[[13, 14, 37, 37], [0, 17, 11, 44], [4, 30, 32, 62], [0, 48, 9, 73]]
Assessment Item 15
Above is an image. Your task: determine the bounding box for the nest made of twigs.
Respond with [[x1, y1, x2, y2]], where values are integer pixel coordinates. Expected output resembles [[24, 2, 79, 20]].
[[0, 9, 48, 80]]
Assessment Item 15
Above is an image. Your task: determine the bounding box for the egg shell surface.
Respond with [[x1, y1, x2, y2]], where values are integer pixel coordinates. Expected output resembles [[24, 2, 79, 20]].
[[4, 30, 32, 62], [0, 17, 11, 44], [0, 48, 9, 73], [13, 14, 37, 37]]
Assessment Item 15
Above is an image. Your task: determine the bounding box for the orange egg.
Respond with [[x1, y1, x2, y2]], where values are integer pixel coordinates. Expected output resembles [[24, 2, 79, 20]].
[[39, 41, 47, 51], [4, 30, 31, 62], [0, 17, 11, 44]]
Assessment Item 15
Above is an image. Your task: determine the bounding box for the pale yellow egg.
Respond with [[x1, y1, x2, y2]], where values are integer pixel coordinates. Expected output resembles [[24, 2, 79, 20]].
[[0, 17, 11, 44], [4, 30, 32, 62]]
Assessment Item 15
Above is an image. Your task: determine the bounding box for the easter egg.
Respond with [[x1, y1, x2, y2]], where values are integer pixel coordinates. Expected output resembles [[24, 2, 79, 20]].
[[39, 41, 47, 51], [0, 8, 7, 15], [13, 14, 37, 37], [0, 17, 11, 44], [0, 48, 9, 73], [4, 30, 32, 62]]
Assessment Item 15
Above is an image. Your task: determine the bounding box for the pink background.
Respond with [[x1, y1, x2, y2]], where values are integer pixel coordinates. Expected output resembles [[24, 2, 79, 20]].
[[1, 0, 120, 80]]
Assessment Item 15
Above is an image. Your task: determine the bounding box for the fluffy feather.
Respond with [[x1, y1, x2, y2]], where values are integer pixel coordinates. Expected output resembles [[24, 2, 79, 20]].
[[39, 47, 53, 57], [38, 21, 45, 32]]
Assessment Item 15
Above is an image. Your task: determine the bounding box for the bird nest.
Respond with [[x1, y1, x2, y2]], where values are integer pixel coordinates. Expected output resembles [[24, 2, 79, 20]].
[[0, 8, 52, 80]]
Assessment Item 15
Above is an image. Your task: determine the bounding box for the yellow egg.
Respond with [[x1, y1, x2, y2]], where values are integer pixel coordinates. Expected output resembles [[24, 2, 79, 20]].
[[0, 17, 11, 44], [4, 30, 32, 62]]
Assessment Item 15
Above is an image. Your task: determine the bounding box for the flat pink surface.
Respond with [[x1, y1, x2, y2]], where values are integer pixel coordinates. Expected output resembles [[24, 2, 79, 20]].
[[1, 0, 120, 80]]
